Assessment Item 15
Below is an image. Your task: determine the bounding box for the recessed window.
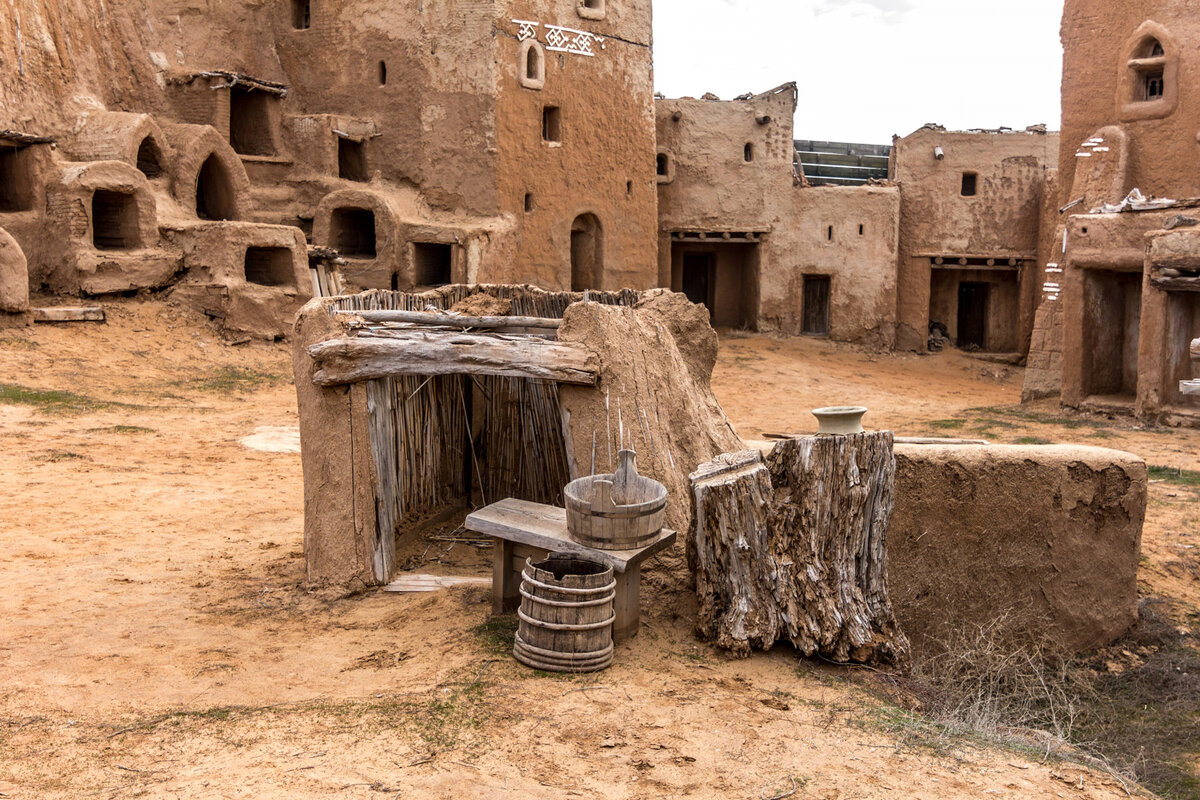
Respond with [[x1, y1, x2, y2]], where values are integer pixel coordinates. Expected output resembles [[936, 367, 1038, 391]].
[[542, 106, 562, 143], [520, 40, 546, 90], [961, 172, 978, 197], [291, 0, 310, 30], [229, 87, 277, 156], [524, 193, 534, 212], [858, 224, 864, 236], [0, 146, 36, 212], [378, 61, 387, 86], [195, 154, 237, 220], [577, 0, 605, 21], [744, 143, 754, 162], [626, 180, 633, 196], [826, 225, 833, 241], [1144, 71, 1165, 100], [413, 243, 452, 287], [244, 247, 295, 287], [330, 207, 376, 258], [338, 137, 368, 182], [135, 137, 164, 178], [1121, 25, 1177, 121], [91, 190, 139, 250], [656, 154, 669, 176]]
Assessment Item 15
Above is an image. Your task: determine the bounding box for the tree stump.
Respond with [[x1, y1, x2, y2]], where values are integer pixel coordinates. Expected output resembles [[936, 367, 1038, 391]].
[[689, 434, 909, 663]]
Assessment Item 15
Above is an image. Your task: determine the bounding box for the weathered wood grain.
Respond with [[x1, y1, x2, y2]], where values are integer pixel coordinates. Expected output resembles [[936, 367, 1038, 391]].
[[308, 332, 597, 386], [336, 309, 561, 329], [32, 307, 105, 322]]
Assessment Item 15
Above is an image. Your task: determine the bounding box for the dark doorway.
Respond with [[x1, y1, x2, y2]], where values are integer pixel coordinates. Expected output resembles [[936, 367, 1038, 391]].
[[0, 146, 35, 212], [244, 247, 295, 287], [229, 88, 276, 156], [338, 138, 368, 182], [802, 275, 831, 336], [330, 207, 376, 257], [195, 155, 237, 220], [136, 137, 164, 178], [413, 243, 452, 286], [957, 282, 989, 349], [681, 252, 712, 308], [91, 190, 139, 250], [570, 213, 602, 291], [291, 0, 310, 29]]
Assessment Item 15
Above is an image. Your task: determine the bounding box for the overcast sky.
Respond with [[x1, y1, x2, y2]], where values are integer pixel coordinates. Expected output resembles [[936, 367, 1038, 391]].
[[652, 0, 1065, 144]]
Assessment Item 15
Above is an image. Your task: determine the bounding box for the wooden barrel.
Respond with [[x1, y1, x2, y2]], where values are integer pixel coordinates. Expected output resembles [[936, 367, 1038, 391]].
[[513, 553, 615, 673], [564, 449, 667, 551]]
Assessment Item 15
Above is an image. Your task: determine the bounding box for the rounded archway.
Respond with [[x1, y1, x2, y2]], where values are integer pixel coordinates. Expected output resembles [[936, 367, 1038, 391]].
[[195, 154, 237, 221], [570, 213, 603, 291]]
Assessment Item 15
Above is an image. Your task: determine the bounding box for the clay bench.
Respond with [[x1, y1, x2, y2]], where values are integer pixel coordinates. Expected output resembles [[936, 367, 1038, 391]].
[[465, 498, 676, 643]]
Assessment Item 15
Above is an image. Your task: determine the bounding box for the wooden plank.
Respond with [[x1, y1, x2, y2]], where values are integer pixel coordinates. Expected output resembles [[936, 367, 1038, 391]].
[[1192, 338, 1200, 361], [382, 574, 491, 593], [1182, 380, 1200, 396], [337, 309, 561, 330], [464, 497, 676, 573], [1151, 276, 1200, 293], [308, 332, 597, 387], [32, 307, 105, 323]]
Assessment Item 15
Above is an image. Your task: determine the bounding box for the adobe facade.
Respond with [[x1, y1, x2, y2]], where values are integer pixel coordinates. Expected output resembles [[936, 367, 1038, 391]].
[[1023, 0, 1200, 426], [0, 0, 657, 334]]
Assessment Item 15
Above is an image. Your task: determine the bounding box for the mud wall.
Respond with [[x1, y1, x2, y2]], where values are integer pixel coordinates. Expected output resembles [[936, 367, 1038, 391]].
[[889, 443, 1146, 653], [893, 127, 1058, 351]]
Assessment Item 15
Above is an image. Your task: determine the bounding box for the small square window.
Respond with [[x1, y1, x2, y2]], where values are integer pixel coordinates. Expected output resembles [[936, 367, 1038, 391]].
[[961, 172, 978, 197], [338, 138, 368, 182], [1145, 72, 1165, 100], [524, 193, 534, 213], [542, 106, 562, 143], [291, 0, 311, 30], [577, 0, 605, 20], [744, 143, 754, 162]]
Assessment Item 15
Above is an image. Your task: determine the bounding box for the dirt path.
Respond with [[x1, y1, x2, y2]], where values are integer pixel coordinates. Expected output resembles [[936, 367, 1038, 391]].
[[0, 299, 1190, 798]]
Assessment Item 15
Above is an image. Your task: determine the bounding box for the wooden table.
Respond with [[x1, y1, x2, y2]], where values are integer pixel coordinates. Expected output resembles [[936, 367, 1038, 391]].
[[465, 498, 676, 643]]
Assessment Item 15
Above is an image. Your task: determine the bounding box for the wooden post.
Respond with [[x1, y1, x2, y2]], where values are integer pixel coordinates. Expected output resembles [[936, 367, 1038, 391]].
[[690, 436, 909, 664]]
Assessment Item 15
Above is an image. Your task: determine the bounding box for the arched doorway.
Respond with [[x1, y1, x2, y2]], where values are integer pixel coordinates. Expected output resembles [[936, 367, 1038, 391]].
[[570, 213, 602, 291], [195, 154, 237, 220]]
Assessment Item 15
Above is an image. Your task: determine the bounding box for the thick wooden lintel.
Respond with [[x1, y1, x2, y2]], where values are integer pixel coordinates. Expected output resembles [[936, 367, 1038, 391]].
[[1191, 338, 1200, 361], [308, 331, 597, 386], [337, 309, 561, 330], [1181, 380, 1200, 396], [1151, 276, 1200, 293], [32, 307, 105, 323]]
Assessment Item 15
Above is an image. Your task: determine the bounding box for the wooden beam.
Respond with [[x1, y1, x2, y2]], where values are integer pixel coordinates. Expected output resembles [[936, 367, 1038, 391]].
[[1151, 276, 1200, 293], [1192, 338, 1200, 361], [1182, 380, 1200, 396], [308, 331, 597, 386], [32, 307, 105, 323], [336, 309, 561, 330]]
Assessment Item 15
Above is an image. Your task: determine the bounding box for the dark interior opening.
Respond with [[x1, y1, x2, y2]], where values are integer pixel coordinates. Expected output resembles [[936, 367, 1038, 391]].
[[570, 213, 602, 291], [526, 47, 541, 81], [826, 225, 833, 241], [91, 190, 140, 250], [195, 154, 237, 220], [858, 224, 864, 236], [582, 0, 602, 7], [291, 0, 311, 30], [1145, 72, 1165, 100], [413, 243, 452, 287], [135, 137, 164, 178], [244, 246, 295, 287], [961, 172, 978, 197], [524, 193, 534, 213], [229, 88, 276, 156], [1083, 270, 1142, 398], [0, 146, 35, 212], [656, 153, 668, 176], [802, 275, 831, 336], [533, 555, 606, 580], [744, 142, 754, 162], [681, 252, 713, 308], [956, 282, 989, 349], [542, 106, 562, 143], [378, 61, 388, 86], [330, 207, 376, 257], [338, 137, 368, 182]]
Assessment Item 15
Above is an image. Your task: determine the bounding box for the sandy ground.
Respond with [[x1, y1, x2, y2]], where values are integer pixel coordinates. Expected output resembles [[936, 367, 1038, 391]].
[[0, 298, 1195, 799]]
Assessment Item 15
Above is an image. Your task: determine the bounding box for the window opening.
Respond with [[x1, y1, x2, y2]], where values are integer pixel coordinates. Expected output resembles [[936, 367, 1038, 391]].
[[744, 143, 754, 162], [413, 243, 453, 287], [244, 247, 295, 287], [1145, 71, 1165, 100], [0, 146, 35, 212], [338, 137, 368, 182], [577, 0, 605, 19], [524, 193, 534, 213], [378, 61, 388, 86], [656, 153, 669, 176], [91, 190, 139, 250], [527, 47, 541, 81], [826, 225, 833, 241], [135, 137, 164, 178], [291, 0, 311, 30], [330, 207, 376, 257], [542, 106, 562, 142], [858, 224, 864, 236], [961, 172, 978, 197]]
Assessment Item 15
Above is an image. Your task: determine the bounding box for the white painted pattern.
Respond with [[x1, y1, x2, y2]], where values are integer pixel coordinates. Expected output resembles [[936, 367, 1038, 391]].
[[513, 19, 606, 57]]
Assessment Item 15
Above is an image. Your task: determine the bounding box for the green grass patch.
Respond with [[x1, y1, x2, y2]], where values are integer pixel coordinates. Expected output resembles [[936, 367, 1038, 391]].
[[472, 614, 517, 656], [1149, 466, 1200, 488], [88, 425, 155, 435], [928, 419, 966, 430], [0, 384, 115, 415], [174, 367, 285, 394], [1014, 436, 1052, 445]]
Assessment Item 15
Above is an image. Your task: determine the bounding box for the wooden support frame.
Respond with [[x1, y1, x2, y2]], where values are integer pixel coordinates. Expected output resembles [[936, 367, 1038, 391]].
[[336, 309, 561, 330]]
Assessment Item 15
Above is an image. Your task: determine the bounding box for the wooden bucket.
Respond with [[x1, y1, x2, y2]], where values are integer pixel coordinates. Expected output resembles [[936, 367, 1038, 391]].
[[564, 449, 667, 551], [513, 553, 615, 673]]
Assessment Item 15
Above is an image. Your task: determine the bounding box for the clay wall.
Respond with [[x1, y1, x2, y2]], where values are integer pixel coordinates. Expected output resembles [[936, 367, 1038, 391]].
[[493, 0, 657, 291], [892, 127, 1058, 352], [1060, 1, 1200, 205]]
